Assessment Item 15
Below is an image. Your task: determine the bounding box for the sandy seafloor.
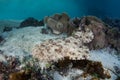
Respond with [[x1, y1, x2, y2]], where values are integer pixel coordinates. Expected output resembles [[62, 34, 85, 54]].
[[0, 21, 120, 80]]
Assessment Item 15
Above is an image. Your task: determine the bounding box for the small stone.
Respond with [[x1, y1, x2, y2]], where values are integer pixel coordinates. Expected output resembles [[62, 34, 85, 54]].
[[3, 27, 12, 32], [91, 77, 99, 80], [114, 66, 120, 74], [9, 70, 31, 80], [0, 36, 4, 44], [41, 28, 48, 34]]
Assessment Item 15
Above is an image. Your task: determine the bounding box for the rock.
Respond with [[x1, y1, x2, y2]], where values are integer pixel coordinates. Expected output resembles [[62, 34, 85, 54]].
[[70, 17, 81, 28], [0, 36, 4, 44], [41, 28, 48, 34], [39, 20, 44, 26], [9, 70, 31, 80], [79, 16, 108, 50], [20, 17, 44, 27], [3, 27, 12, 32], [100, 17, 120, 51], [78, 16, 120, 51], [44, 13, 75, 35], [45, 17, 63, 34], [106, 27, 120, 51], [52, 13, 61, 20]]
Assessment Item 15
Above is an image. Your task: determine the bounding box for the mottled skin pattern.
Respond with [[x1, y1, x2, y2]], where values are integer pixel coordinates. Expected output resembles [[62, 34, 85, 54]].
[[32, 27, 94, 62]]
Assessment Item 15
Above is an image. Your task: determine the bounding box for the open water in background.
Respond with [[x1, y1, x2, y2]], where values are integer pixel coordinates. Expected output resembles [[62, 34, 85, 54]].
[[0, 0, 120, 20]]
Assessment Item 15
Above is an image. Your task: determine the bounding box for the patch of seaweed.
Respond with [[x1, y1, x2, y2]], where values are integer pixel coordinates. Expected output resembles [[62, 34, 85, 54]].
[[54, 57, 111, 79]]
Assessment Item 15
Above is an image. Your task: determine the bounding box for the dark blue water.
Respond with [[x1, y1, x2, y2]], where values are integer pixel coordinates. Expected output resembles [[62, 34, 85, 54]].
[[0, 0, 120, 20]]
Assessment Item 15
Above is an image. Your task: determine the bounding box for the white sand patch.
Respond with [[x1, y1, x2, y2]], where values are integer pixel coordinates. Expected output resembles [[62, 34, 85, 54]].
[[53, 69, 92, 80], [89, 48, 120, 80], [54, 71, 71, 80], [0, 26, 66, 57]]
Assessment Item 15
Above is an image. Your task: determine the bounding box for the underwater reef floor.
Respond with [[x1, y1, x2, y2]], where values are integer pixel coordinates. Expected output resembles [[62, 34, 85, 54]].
[[0, 13, 120, 80]]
